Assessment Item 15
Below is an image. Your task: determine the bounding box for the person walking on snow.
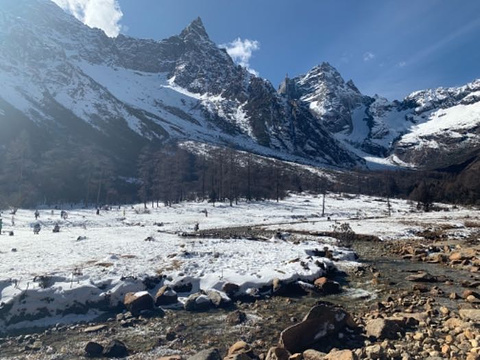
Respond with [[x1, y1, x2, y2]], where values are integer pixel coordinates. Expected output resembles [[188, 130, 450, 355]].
[[34, 210, 39, 220], [0, 217, 3, 235]]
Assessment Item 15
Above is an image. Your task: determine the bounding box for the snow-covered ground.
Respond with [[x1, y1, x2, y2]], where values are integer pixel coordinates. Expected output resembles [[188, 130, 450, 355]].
[[0, 193, 477, 334]]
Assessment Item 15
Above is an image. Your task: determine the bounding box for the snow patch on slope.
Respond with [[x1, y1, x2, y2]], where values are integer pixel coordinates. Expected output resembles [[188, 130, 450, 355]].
[[399, 101, 480, 148]]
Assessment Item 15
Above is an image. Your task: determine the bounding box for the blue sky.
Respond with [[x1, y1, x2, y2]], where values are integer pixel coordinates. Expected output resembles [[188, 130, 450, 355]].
[[54, 0, 480, 100]]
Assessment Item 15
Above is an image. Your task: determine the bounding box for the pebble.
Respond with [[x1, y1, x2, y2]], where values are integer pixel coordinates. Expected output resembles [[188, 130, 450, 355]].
[[413, 332, 425, 341]]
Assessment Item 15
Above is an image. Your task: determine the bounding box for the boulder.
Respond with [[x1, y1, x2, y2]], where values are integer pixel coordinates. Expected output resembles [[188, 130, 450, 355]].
[[314, 277, 341, 294], [272, 279, 305, 297], [272, 278, 283, 294], [173, 280, 193, 293], [467, 295, 480, 303], [227, 341, 251, 355], [449, 252, 464, 261], [265, 347, 290, 360], [365, 318, 403, 340], [427, 253, 447, 263], [279, 302, 356, 354], [462, 290, 480, 299], [226, 341, 257, 360], [222, 283, 240, 298], [459, 309, 480, 322], [124, 291, 154, 316], [184, 292, 212, 311], [85, 341, 103, 357], [302, 349, 326, 360], [187, 348, 222, 360], [325, 349, 357, 360], [206, 289, 231, 308], [444, 317, 468, 329], [155, 285, 178, 306], [226, 310, 247, 325], [365, 344, 384, 359], [103, 339, 128, 358]]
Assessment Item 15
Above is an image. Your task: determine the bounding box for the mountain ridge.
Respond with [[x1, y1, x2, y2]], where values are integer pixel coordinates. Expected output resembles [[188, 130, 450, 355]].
[[0, 0, 479, 174]]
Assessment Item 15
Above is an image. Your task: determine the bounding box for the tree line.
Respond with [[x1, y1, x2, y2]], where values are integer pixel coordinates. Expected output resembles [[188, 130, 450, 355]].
[[135, 143, 310, 207], [0, 131, 478, 209]]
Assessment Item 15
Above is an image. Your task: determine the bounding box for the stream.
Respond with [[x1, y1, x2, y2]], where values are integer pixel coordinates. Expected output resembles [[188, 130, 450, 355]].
[[0, 232, 477, 359]]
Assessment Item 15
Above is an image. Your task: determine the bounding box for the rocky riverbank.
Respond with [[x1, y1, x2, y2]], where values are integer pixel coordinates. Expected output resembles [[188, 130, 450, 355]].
[[0, 225, 479, 360]]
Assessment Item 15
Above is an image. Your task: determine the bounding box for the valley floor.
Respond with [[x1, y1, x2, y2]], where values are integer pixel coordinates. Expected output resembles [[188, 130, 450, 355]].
[[0, 193, 479, 359]]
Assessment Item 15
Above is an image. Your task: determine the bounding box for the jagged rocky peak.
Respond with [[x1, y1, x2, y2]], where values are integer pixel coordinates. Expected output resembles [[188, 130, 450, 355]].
[[179, 17, 210, 41], [403, 78, 480, 113], [297, 62, 361, 97], [168, 17, 249, 97], [284, 62, 366, 133]]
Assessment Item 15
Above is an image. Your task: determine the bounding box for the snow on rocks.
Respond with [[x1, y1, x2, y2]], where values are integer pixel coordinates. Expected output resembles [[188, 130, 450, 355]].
[[0, 194, 355, 334]]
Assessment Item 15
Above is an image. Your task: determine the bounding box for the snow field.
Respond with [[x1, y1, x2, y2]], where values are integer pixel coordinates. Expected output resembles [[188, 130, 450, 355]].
[[0, 193, 477, 333]]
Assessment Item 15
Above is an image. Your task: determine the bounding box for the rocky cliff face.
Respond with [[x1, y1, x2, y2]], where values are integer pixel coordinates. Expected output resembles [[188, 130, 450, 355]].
[[0, 1, 361, 169], [280, 63, 366, 134], [285, 63, 480, 169]]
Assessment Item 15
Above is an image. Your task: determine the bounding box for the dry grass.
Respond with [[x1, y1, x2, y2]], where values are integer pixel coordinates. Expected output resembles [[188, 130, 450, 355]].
[[96, 262, 114, 268], [156, 259, 183, 274], [465, 221, 480, 228]]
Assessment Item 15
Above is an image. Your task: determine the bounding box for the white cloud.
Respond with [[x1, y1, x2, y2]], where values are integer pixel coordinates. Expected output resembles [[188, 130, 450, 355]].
[[363, 52, 376, 62], [398, 61, 407, 68], [221, 38, 260, 76], [51, 0, 123, 37]]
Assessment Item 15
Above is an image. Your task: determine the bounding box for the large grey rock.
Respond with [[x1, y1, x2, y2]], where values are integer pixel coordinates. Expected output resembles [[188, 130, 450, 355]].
[[103, 339, 128, 358], [459, 309, 480, 322], [314, 277, 341, 294], [225, 341, 258, 360], [155, 285, 178, 306], [265, 347, 290, 360], [184, 292, 212, 311], [206, 289, 231, 308], [279, 302, 356, 354], [85, 341, 103, 357], [365, 318, 403, 340], [302, 349, 327, 360], [226, 310, 247, 325], [123, 291, 154, 316]]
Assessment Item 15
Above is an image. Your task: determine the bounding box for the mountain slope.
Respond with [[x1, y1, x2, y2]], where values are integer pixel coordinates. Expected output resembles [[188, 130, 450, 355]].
[[0, 0, 361, 170], [1, 0, 478, 173], [285, 63, 480, 169]]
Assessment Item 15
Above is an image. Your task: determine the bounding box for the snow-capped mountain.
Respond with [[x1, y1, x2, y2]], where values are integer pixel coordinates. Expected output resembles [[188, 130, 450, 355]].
[[392, 80, 480, 168], [0, 0, 360, 170], [285, 64, 480, 169], [0, 0, 478, 172]]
